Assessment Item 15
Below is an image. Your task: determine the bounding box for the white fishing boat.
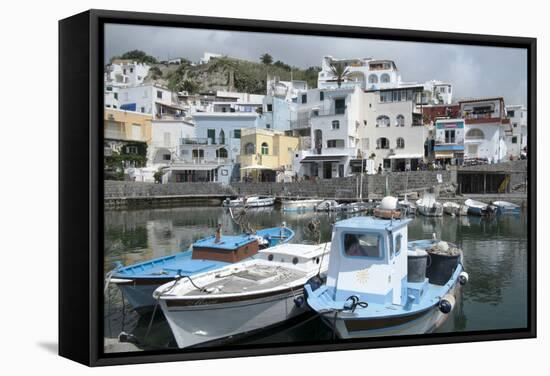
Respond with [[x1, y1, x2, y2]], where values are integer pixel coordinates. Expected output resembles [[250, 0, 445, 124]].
[[342, 201, 370, 213], [155, 242, 330, 348], [416, 192, 443, 217], [398, 195, 417, 216], [223, 196, 275, 208], [282, 199, 323, 212], [315, 200, 344, 212], [464, 199, 497, 216], [305, 204, 469, 339], [491, 200, 521, 215], [442, 201, 461, 216]]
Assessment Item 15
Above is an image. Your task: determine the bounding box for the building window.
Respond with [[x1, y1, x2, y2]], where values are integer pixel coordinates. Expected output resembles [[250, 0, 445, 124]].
[[512, 136, 518, 144], [207, 129, 216, 144], [320, 91, 324, 101], [466, 128, 484, 140], [302, 94, 307, 104], [157, 90, 163, 99], [445, 129, 456, 143], [140, 107, 145, 113], [327, 139, 345, 148], [332, 120, 340, 130], [335, 98, 346, 114], [126, 146, 138, 154], [113, 93, 118, 100], [376, 137, 390, 149], [368, 74, 378, 84], [192, 149, 204, 158], [396, 137, 405, 149], [267, 104, 273, 112], [396, 114, 405, 127], [261, 142, 269, 155], [244, 142, 255, 155], [376, 115, 390, 127], [162, 154, 171, 161], [508, 110, 515, 117], [217, 147, 228, 158], [513, 123, 518, 128], [380, 73, 390, 83], [266, 123, 271, 129], [219, 130, 225, 145], [234, 129, 241, 139]]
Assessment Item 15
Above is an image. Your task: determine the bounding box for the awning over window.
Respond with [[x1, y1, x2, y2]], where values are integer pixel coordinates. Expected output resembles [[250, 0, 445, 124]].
[[300, 155, 347, 163], [388, 154, 423, 160], [434, 151, 455, 159]]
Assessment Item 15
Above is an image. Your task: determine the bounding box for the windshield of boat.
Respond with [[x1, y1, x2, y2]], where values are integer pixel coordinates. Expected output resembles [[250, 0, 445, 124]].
[[343, 233, 381, 258]]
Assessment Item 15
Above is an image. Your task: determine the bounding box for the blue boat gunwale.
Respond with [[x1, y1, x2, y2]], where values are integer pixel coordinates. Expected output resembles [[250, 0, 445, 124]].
[[110, 226, 295, 280]]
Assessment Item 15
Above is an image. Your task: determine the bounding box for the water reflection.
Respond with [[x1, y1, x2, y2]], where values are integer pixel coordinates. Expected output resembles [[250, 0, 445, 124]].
[[104, 206, 528, 349]]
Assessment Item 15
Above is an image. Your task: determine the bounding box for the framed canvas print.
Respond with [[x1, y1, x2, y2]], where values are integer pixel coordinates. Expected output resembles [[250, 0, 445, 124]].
[[59, 9, 536, 366]]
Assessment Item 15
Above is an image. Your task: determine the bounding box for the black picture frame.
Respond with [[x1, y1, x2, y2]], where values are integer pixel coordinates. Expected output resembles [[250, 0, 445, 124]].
[[59, 9, 537, 367]]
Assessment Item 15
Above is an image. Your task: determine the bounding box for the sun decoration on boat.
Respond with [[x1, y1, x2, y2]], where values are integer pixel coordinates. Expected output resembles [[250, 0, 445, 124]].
[[356, 268, 370, 284]]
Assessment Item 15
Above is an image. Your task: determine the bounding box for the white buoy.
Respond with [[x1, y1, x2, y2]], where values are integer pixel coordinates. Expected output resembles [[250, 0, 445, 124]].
[[379, 196, 398, 210]]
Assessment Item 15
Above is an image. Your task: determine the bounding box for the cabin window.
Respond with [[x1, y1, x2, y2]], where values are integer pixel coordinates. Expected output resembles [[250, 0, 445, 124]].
[[343, 233, 381, 258], [395, 234, 403, 255]]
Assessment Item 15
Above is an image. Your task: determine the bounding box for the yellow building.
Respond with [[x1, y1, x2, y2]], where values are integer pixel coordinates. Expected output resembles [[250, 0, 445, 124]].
[[104, 108, 152, 144], [239, 128, 299, 182]]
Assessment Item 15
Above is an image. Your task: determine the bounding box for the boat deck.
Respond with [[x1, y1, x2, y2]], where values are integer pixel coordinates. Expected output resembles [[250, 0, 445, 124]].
[[184, 265, 307, 296]]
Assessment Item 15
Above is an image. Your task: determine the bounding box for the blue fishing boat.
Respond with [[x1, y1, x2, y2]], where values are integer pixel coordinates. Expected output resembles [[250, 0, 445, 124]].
[[107, 225, 295, 312], [305, 210, 468, 339], [492, 200, 521, 215]]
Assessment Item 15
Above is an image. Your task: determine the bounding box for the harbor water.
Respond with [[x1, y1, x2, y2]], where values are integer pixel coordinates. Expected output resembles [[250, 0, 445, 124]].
[[104, 206, 528, 351]]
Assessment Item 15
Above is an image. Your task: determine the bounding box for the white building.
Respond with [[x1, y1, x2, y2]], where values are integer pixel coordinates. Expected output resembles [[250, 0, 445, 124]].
[[104, 59, 151, 87], [167, 111, 264, 184], [318, 56, 402, 91], [199, 52, 223, 65], [460, 98, 509, 163], [433, 118, 465, 165], [292, 86, 362, 179], [148, 119, 195, 166], [111, 83, 186, 119], [505, 104, 528, 158], [360, 86, 427, 172]]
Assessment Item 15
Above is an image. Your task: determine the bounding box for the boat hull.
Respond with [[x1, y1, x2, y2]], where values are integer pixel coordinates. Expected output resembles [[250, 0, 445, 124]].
[[417, 205, 443, 217], [160, 289, 308, 348], [282, 200, 323, 212], [320, 283, 460, 339]]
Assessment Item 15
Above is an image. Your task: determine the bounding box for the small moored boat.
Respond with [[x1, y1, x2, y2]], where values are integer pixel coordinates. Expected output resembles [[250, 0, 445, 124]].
[[442, 201, 461, 216], [282, 199, 323, 212], [223, 196, 275, 208], [416, 192, 443, 217], [305, 213, 468, 339], [491, 200, 521, 215], [108, 224, 294, 312], [155, 242, 330, 348], [464, 199, 497, 216], [316, 200, 344, 212]]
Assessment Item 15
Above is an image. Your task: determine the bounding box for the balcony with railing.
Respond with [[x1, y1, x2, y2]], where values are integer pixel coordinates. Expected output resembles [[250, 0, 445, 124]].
[[180, 137, 227, 146]]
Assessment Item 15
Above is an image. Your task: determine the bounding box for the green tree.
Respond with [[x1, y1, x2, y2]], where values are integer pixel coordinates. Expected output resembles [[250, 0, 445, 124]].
[[260, 53, 273, 65], [112, 50, 158, 65], [329, 62, 350, 88]]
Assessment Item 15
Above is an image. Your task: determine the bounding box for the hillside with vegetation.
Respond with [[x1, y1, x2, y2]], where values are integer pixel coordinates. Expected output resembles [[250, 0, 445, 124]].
[[110, 51, 321, 94]]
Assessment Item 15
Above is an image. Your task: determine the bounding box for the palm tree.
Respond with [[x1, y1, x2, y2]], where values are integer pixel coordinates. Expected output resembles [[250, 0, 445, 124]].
[[260, 53, 273, 65], [330, 62, 350, 88], [207, 56, 238, 91]]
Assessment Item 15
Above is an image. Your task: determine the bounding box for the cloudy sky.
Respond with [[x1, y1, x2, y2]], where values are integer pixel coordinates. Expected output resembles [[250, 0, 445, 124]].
[[105, 23, 527, 105]]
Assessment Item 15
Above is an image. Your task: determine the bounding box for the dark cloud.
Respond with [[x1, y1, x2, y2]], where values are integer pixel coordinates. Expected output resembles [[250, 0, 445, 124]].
[[105, 24, 527, 105]]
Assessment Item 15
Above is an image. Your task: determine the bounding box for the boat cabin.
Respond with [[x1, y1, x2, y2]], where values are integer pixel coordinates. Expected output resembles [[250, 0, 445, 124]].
[[326, 216, 411, 305], [191, 235, 259, 263]]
